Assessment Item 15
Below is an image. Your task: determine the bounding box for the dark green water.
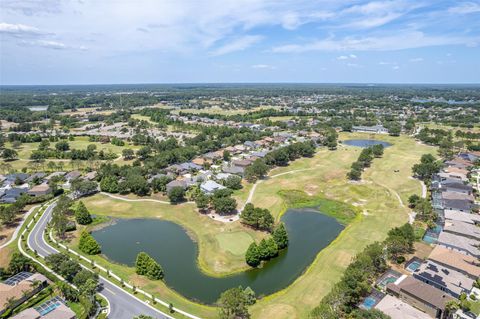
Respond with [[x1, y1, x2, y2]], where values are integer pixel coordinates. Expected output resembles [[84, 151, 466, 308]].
[[92, 208, 343, 304], [343, 139, 391, 148]]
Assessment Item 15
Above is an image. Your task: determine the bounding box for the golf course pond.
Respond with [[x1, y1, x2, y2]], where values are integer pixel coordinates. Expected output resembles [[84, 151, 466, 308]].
[[342, 139, 392, 148], [92, 208, 344, 304]]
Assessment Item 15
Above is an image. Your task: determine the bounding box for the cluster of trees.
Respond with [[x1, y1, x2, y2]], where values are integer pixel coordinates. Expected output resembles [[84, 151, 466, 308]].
[[347, 144, 384, 180], [135, 252, 164, 280], [408, 195, 437, 228], [311, 223, 415, 318], [194, 188, 237, 215], [217, 286, 256, 319], [412, 154, 442, 182], [79, 231, 101, 255], [45, 253, 99, 316], [240, 203, 274, 231], [263, 141, 316, 167], [245, 224, 288, 267]]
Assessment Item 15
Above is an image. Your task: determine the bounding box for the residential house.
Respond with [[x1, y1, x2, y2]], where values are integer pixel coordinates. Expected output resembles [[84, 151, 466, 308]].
[[374, 295, 432, 319], [5, 173, 29, 183], [200, 180, 226, 194], [0, 272, 48, 315], [440, 181, 473, 195], [12, 296, 76, 319], [386, 276, 454, 319], [166, 180, 187, 193], [0, 188, 27, 203], [64, 171, 81, 182], [444, 210, 480, 225], [413, 260, 474, 298], [83, 171, 97, 181], [441, 191, 474, 202], [222, 165, 245, 176], [437, 231, 480, 258], [428, 246, 480, 280], [443, 220, 480, 240], [442, 199, 473, 213], [27, 184, 52, 197]]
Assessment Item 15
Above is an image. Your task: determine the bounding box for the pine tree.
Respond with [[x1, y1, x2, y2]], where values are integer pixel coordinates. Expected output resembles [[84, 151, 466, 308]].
[[146, 259, 164, 280], [245, 242, 260, 267], [266, 238, 278, 258], [258, 239, 269, 260], [75, 201, 92, 225], [78, 231, 101, 255], [135, 252, 150, 275], [272, 223, 289, 249]]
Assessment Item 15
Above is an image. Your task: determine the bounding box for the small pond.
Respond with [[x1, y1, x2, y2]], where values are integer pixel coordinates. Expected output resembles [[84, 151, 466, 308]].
[[92, 208, 344, 304], [342, 139, 392, 148]]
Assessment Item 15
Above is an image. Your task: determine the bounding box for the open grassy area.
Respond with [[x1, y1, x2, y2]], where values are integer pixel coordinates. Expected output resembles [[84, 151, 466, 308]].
[[0, 136, 139, 171], [66, 133, 434, 318]]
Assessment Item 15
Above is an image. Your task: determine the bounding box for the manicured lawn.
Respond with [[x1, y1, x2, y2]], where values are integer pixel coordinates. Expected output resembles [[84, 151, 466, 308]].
[[216, 231, 254, 256]]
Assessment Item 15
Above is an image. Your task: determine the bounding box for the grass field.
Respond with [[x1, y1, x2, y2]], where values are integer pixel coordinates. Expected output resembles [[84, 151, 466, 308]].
[[68, 133, 434, 318], [0, 136, 139, 171]]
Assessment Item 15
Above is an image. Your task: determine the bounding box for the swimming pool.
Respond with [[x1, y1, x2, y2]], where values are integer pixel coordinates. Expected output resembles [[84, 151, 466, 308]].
[[406, 260, 422, 272], [361, 297, 377, 310]]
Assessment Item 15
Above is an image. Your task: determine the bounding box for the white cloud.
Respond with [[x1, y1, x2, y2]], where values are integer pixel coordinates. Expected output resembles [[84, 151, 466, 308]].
[[448, 2, 480, 14], [210, 35, 262, 56], [0, 22, 44, 36], [272, 31, 479, 53], [20, 39, 87, 50], [342, 0, 424, 29], [409, 57, 424, 62], [392, 65, 400, 70], [337, 54, 357, 60], [251, 64, 276, 69]]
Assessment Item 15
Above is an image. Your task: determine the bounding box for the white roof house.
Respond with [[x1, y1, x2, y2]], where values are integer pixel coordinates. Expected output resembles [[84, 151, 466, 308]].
[[200, 180, 225, 194]]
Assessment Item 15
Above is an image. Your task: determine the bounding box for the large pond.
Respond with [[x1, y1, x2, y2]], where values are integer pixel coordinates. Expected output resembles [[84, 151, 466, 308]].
[[342, 139, 391, 148], [92, 208, 344, 304]]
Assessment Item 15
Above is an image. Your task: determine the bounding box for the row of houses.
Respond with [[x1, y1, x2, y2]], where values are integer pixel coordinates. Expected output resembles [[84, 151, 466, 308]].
[[0, 170, 95, 203], [162, 134, 301, 196], [358, 152, 479, 319]]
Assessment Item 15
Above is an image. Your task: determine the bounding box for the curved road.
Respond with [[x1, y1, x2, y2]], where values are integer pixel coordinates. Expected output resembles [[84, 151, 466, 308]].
[[28, 202, 172, 319]]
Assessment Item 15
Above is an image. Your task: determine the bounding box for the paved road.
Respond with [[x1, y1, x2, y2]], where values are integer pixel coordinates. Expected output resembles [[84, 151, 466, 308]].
[[28, 202, 171, 319], [0, 205, 39, 249]]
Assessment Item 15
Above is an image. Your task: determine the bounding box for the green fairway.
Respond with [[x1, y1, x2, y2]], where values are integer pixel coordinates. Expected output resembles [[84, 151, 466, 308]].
[[216, 231, 255, 256]]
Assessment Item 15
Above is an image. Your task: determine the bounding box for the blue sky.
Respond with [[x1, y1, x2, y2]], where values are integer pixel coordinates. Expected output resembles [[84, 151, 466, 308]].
[[1, 0, 479, 84]]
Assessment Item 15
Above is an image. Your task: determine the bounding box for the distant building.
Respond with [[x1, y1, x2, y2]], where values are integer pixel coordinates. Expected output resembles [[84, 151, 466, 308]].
[[352, 125, 389, 134]]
